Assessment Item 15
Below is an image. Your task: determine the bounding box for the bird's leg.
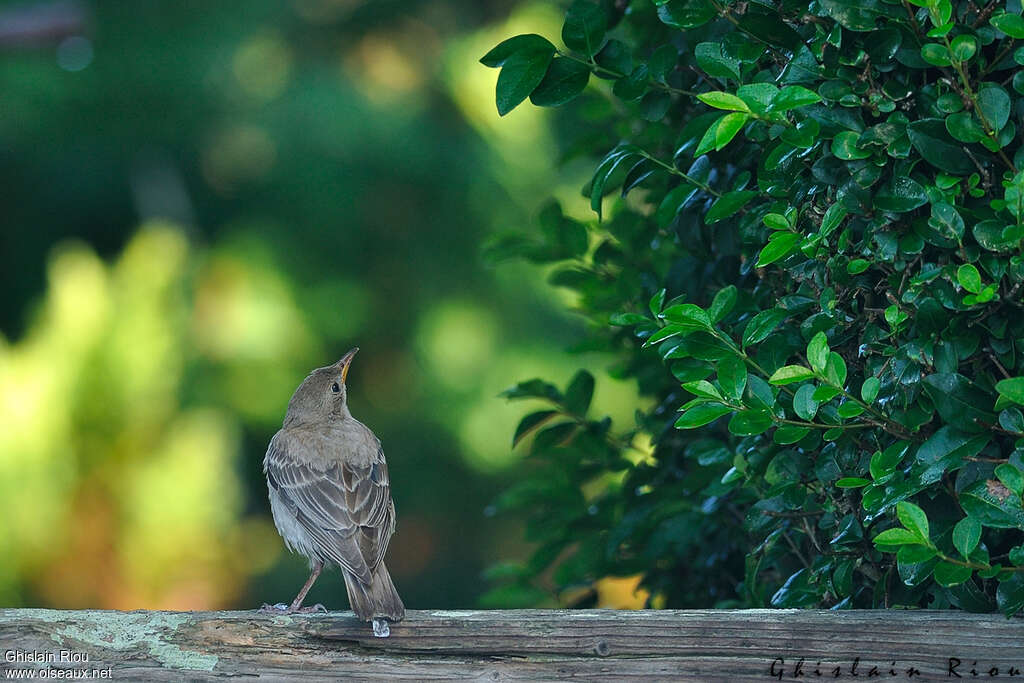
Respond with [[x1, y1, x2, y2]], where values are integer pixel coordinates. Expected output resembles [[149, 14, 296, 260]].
[[287, 560, 326, 613], [260, 561, 327, 614]]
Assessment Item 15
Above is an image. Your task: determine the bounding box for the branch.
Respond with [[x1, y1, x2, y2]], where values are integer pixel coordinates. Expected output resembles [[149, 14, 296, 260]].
[[0, 609, 1023, 680]]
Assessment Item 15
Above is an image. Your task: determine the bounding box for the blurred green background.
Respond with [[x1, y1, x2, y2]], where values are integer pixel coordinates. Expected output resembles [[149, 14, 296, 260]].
[[0, 0, 646, 610]]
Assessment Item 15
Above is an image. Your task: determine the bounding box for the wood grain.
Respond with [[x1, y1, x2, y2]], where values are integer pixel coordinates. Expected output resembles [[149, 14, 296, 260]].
[[0, 609, 1021, 681]]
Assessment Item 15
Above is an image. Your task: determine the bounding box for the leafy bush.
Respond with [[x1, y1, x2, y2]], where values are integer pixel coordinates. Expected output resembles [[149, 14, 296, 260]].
[[481, 0, 1024, 614]]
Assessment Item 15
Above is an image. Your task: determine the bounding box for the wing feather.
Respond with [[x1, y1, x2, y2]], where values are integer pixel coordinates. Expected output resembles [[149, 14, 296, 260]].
[[264, 431, 395, 584]]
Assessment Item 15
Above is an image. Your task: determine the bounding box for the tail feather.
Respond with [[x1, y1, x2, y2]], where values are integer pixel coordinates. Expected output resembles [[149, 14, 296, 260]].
[[343, 562, 405, 621]]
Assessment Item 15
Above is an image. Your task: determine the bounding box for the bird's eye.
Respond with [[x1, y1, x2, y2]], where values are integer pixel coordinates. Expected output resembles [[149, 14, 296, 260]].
[[331, 382, 341, 393]]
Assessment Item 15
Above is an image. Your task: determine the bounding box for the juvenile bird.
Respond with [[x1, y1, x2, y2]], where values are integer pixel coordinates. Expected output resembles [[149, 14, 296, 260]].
[[262, 348, 405, 634]]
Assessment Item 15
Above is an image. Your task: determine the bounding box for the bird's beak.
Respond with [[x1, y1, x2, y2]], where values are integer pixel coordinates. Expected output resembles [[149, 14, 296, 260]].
[[336, 347, 359, 383]]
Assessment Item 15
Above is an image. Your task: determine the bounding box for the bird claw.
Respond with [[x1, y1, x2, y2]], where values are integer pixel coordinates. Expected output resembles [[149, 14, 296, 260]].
[[259, 602, 289, 613], [258, 602, 327, 614], [372, 618, 391, 638], [297, 603, 328, 614]]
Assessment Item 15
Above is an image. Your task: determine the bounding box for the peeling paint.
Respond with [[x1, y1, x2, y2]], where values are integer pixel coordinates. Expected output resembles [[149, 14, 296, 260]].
[[36, 610, 219, 672]]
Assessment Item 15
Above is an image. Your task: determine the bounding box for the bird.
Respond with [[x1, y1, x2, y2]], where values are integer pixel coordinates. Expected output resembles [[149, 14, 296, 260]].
[[261, 348, 405, 634]]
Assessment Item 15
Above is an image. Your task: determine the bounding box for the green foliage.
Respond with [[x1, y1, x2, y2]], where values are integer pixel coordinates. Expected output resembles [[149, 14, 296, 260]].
[[483, 0, 1024, 613]]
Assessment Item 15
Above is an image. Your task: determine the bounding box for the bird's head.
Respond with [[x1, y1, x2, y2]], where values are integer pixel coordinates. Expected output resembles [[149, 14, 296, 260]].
[[283, 347, 358, 425]]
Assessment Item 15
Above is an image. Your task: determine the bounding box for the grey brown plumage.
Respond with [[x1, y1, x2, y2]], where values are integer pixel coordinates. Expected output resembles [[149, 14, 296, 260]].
[[263, 348, 405, 621]]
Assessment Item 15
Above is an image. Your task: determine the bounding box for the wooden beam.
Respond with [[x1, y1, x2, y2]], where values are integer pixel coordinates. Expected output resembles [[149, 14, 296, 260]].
[[1, 609, 1022, 680]]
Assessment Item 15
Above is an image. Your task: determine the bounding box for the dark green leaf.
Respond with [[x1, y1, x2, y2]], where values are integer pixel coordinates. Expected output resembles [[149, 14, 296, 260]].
[[705, 190, 756, 224], [908, 119, 975, 174], [530, 58, 591, 107], [874, 176, 928, 213], [953, 517, 982, 558], [920, 43, 952, 66], [662, 303, 712, 330], [832, 131, 871, 160], [708, 285, 737, 323], [531, 421, 577, 454], [818, 0, 884, 31], [590, 147, 640, 218], [819, 203, 847, 237], [610, 312, 649, 325], [774, 425, 810, 444], [978, 83, 1011, 132], [656, 0, 715, 29], [676, 402, 733, 428], [683, 379, 724, 401], [562, 0, 608, 57], [495, 44, 557, 116], [930, 202, 966, 241], [933, 561, 973, 587], [501, 379, 563, 401], [513, 410, 559, 446], [950, 35, 977, 62], [595, 39, 632, 75], [481, 34, 556, 67], [743, 309, 787, 348], [563, 370, 595, 415], [770, 86, 822, 112], [997, 575, 1024, 617], [612, 65, 649, 100], [781, 117, 821, 148], [756, 232, 800, 266], [870, 441, 910, 479], [735, 5, 802, 49], [806, 331, 831, 374], [1000, 408, 1024, 433], [843, 258, 868, 274], [921, 373, 997, 432], [641, 91, 672, 121], [769, 365, 814, 385], [946, 113, 986, 143], [997, 378, 1024, 405], [897, 501, 930, 540], [728, 409, 774, 436], [695, 42, 740, 81], [647, 44, 678, 82], [716, 355, 747, 402], [960, 479, 1024, 529], [914, 426, 990, 485], [898, 544, 938, 564], [996, 463, 1024, 497], [793, 384, 820, 420], [837, 402, 864, 418], [861, 376, 880, 403], [992, 13, 1024, 39]]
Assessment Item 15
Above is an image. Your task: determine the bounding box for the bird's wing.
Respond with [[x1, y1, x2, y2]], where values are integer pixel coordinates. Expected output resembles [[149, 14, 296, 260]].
[[264, 432, 395, 584]]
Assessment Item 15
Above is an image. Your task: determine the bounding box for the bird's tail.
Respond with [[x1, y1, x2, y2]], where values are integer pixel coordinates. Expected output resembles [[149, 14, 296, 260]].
[[343, 562, 405, 622]]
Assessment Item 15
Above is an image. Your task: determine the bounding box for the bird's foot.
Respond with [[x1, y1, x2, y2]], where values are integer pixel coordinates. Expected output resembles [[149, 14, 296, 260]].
[[294, 603, 328, 614], [259, 602, 289, 613], [258, 602, 327, 614], [372, 618, 391, 638]]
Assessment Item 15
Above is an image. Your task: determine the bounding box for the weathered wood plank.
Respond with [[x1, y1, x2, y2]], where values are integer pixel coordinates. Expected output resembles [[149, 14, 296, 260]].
[[0, 609, 1021, 681]]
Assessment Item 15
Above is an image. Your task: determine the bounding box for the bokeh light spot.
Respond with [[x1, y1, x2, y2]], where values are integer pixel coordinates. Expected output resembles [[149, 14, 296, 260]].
[[232, 33, 292, 100], [56, 36, 93, 72], [201, 125, 277, 193], [415, 301, 497, 390], [343, 31, 428, 103]]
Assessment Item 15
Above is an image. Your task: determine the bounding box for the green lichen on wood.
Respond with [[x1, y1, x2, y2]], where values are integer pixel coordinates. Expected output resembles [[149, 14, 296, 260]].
[[21, 609, 220, 672]]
